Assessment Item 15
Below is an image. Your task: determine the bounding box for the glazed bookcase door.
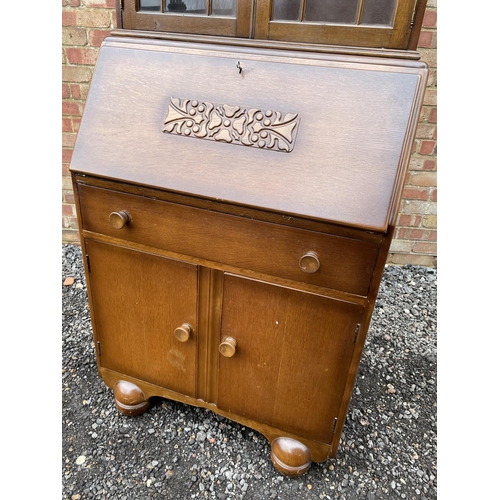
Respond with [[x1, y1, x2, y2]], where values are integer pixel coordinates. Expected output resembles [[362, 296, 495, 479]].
[[217, 274, 364, 443], [122, 0, 253, 37], [85, 240, 199, 397], [254, 0, 418, 49]]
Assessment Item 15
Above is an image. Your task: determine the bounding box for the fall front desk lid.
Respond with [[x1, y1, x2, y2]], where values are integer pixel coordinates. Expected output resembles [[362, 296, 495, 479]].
[[70, 36, 428, 232]]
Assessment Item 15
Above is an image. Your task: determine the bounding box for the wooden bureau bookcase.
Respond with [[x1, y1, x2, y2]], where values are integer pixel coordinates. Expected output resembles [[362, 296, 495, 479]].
[[70, 35, 428, 476]]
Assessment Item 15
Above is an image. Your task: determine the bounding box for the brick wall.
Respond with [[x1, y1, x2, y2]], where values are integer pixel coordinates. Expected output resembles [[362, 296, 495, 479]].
[[62, 1, 437, 267], [62, 0, 116, 243], [388, 0, 437, 267]]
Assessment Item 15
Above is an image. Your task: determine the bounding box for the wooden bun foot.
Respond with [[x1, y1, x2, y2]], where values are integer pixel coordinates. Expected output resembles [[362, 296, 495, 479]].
[[113, 380, 150, 416], [270, 437, 312, 477]]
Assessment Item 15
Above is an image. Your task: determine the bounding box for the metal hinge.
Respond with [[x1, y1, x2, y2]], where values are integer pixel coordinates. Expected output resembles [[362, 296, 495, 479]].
[[97, 341, 101, 356], [332, 417, 338, 434], [353, 323, 360, 343], [410, 0, 419, 28], [120, 0, 124, 10], [86, 254, 91, 273]]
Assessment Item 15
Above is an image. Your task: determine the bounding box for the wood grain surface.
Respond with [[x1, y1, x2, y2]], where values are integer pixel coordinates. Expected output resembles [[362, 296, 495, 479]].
[[70, 37, 427, 232]]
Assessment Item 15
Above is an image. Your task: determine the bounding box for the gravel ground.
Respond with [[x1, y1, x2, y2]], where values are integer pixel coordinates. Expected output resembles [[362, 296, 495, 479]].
[[62, 243, 437, 500]]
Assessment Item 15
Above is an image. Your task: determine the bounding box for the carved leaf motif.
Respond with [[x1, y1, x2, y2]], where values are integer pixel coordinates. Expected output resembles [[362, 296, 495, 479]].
[[233, 116, 246, 135], [214, 129, 233, 143], [222, 104, 240, 118], [162, 98, 300, 153], [208, 113, 222, 131]]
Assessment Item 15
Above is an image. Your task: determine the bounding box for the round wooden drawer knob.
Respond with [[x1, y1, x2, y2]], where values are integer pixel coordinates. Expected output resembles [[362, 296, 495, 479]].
[[299, 251, 320, 273], [174, 323, 192, 342], [109, 210, 130, 229], [219, 337, 237, 357]]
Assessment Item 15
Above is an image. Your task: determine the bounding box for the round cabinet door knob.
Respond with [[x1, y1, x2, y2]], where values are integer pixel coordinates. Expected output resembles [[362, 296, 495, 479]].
[[174, 323, 192, 342], [219, 337, 237, 357], [109, 211, 130, 229], [299, 251, 320, 273]]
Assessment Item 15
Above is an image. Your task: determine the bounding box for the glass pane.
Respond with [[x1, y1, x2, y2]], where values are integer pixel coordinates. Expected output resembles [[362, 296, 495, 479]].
[[273, 0, 301, 21], [166, 0, 207, 14], [213, 0, 236, 17], [361, 0, 396, 25], [305, 0, 358, 24], [139, 0, 161, 11]]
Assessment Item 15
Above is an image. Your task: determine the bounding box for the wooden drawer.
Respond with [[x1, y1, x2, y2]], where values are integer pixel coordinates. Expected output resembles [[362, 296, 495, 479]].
[[77, 184, 380, 295]]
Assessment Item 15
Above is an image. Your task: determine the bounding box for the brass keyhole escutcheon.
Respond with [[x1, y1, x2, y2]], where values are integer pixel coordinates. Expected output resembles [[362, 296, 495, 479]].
[[299, 251, 320, 273], [109, 210, 130, 229], [219, 337, 237, 357], [174, 323, 192, 342]]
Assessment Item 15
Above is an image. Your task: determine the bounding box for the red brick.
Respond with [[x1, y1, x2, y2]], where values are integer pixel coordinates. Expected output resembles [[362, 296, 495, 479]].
[[62, 203, 75, 216], [423, 159, 436, 171], [62, 163, 70, 176], [62, 148, 73, 163], [417, 31, 435, 49], [66, 47, 99, 65], [419, 141, 436, 155], [89, 29, 112, 46], [62, 10, 77, 26], [70, 84, 82, 100], [62, 117, 73, 132], [398, 214, 412, 226], [423, 89, 437, 106], [403, 187, 429, 201], [398, 228, 429, 240], [72, 118, 82, 131], [423, 9, 437, 28], [396, 228, 424, 240], [428, 107, 437, 123], [430, 189, 437, 202], [64, 192, 75, 204], [62, 83, 70, 99], [411, 229, 427, 240], [62, 101, 81, 116], [63, 0, 81, 6]]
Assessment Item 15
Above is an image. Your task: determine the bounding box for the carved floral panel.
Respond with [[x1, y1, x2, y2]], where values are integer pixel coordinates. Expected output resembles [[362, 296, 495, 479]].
[[162, 97, 300, 153]]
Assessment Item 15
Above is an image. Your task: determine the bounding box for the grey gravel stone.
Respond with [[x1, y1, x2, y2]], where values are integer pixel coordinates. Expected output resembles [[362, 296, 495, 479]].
[[62, 244, 437, 499]]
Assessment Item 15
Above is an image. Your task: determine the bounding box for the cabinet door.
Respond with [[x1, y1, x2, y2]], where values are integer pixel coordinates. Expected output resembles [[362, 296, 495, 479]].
[[254, 0, 418, 49], [122, 0, 252, 38], [85, 240, 198, 397], [217, 274, 364, 443]]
